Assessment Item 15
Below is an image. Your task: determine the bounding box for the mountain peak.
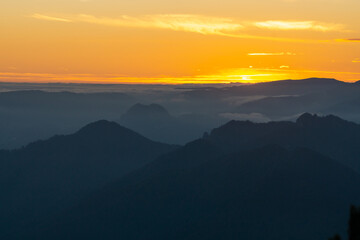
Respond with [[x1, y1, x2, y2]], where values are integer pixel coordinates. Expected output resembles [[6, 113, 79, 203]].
[[78, 120, 120, 132], [296, 113, 349, 127], [293, 78, 344, 85], [296, 112, 317, 124], [76, 120, 141, 140], [301, 77, 338, 82]]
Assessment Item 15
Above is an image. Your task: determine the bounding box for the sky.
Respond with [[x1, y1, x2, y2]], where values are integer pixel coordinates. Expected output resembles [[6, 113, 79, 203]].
[[1, 0, 360, 84]]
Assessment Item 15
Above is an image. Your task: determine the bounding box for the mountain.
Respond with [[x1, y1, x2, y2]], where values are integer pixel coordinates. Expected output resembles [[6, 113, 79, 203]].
[[120, 103, 216, 144], [235, 94, 322, 118], [184, 78, 350, 100], [30, 113, 360, 240], [36, 145, 360, 240], [0, 120, 177, 239], [323, 96, 360, 120], [2, 79, 360, 149], [0, 90, 135, 149], [5, 113, 360, 240], [206, 113, 360, 171], [120, 103, 182, 144], [232, 79, 360, 120]]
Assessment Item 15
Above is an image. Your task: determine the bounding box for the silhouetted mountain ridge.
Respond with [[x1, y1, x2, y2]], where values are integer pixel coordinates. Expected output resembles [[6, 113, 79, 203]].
[[206, 113, 360, 171], [295, 113, 355, 127], [37, 145, 360, 240], [261, 78, 345, 86], [0, 120, 177, 239], [4, 113, 360, 240], [75, 119, 155, 143], [0, 90, 135, 149]]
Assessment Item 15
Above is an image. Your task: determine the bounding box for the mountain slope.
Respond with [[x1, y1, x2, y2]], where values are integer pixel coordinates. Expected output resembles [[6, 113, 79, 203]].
[[0, 120, 177, 239], [7, 113, 360, 240], [38, 146, 360, 240], [206, 113, 360, 171], [0, 90, 134, 149]]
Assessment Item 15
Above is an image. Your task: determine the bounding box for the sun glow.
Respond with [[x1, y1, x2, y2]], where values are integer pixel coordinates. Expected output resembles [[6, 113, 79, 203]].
[[2, 67, 360, 84], [1, 0, 359, 84]]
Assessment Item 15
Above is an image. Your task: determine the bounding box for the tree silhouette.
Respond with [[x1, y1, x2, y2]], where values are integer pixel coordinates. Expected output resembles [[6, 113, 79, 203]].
[[329, 205, 360, 240], [348, 205, 360, 240], [329, 234, 341, 240]]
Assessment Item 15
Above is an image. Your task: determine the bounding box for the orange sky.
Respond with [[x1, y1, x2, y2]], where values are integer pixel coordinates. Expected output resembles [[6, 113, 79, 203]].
[[1, 0, 360, 84]]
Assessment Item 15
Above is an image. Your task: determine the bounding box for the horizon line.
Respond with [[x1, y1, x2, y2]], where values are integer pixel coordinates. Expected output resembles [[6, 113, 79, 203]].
[[0, 77, 357, 86]]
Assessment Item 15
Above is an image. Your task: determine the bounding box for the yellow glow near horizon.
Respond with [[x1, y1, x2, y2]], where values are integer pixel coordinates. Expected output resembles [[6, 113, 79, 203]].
[[1, 0, 360, 84], [2, 67, 360, 84]]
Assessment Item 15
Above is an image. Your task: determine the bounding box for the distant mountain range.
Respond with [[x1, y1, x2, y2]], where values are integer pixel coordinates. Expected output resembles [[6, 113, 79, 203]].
[[2, 78, 360, 239], [2, 113, 360, 239], [2, 78, 360, 149]]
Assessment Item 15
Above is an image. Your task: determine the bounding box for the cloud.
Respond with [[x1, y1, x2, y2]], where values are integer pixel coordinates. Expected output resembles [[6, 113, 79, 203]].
[[31, 14, 72, 23], [336, 38, 360, 42], [219, 112, 271, 123], [29, 13, 287, 41], [353, 58, 360, 63], [30, 13, 347, 43], [254, 20, 343, 31], [65, 14, 244, 36], [248, 52, 296, 56], [280, 65, 290, 69]]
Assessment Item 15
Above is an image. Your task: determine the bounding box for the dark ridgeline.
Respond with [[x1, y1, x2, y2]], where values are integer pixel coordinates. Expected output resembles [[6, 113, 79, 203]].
[[0, 90, 135, 149], [22, 113, 360, 240], [0, 120, 177, 239], [207, 113, 360, 172]]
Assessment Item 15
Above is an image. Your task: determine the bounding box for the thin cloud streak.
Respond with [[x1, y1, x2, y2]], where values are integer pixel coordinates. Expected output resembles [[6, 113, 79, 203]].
[[39, 14, 244, 35], [248, 52, 296, 56], [254, 20, 344, 31], [30, 13, 347, 43], [31, 14, 73, 23], [336, 38, 360, 42]]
